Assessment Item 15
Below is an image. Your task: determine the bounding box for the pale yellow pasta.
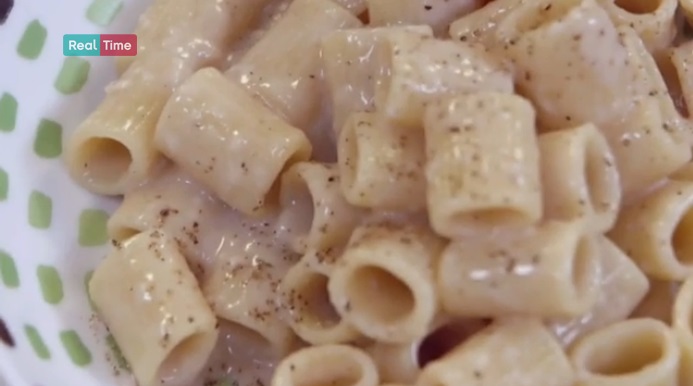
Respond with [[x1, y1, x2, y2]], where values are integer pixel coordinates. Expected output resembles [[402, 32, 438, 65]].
[[367, 318, 488, 384], [672, 274, 693, 385], [495, 0, 635, 131], [321, 26, 433, 134], [438, 220, 601, 318], [366, 0, 484, 35], [569, 318, 680, 386], [106, 168, 218, 278], [596, 0, 678, 54], [203, 246, 299, 356], [67, 1, 264, 195], [609, 180, 693, 280], [375, 35, 513, 128], [278, 162, 363, 254], [631, 280, 680, 323], [669, 40, 693, 116], [280, 248, 362, 345], [338, 112, 426, 211], [154, 67, 312, 216], [114, 0, 269, 74], [538, 123, 621, 233], [89, 230, 218, 386], [225, 0, 362, 129], [448, 0, 524, 45], [328, 223, 445, 343], [272, 345, 379, 386], [548, 236, 650, 346], [423, 92, 541, 238], [417, 318, 574, 386], [66, 53, 184, 196]]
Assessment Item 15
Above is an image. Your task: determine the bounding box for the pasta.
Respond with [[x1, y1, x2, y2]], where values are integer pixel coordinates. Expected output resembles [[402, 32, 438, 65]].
[[278, 162, 363, 253], [328, 223, 445, 343], [154, 67, 312, 216], [280, 248, 363, 345], [438, 220, 601, 318], [547, 236, 649, 346], [338, 112, 427, 211], [569, 318, 680, 386], [366, 0, 485, 35], [89, 231, 218, 386], [66, 0, 266, 195], [417, 318, 574, 386], [424, 92, 542, 237], [225, 0, 362, 129], [69, 0, 693, 385], [609, 180, 693, 280]]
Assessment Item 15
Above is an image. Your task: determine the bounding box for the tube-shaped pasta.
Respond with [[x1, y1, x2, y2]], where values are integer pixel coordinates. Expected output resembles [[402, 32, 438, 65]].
[[114, 0, 270, 74], [538, 123, 621, 232], [417, 318, 574, 386], [438, 220, 601, 318], [569, 318, 680, 386], [548, 236, 649, 346], [154, 67, 312, 216], [423, 92, 542, 238], [669, 40, 693, 117], [321, 26, 433, 135], [225, 0, 362, 129], [89, 230, 218, 386], [448, 0, 524, 45], [272, 345, 379, 386], [280, 248, 362, 345], [366, 0, 484, 35], [672, 275, 693, 385], [609, 180, 693, 280], [203, 248, 299, 356], [375, 36, 513, 128], [278, 162, 363, 254], [106, 168, 218, 278], [496, 0, 636, 131], [328, 223, 445, 343], [595, 0, 678, 54], [66, 1, 266, 195], [631, 280, 680, 323], [338, 112, 426, 211], [367, 318, 488, 384]]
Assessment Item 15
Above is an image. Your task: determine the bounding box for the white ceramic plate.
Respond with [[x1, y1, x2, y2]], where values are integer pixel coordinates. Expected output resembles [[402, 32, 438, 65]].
[[0, 0, 151, 384]]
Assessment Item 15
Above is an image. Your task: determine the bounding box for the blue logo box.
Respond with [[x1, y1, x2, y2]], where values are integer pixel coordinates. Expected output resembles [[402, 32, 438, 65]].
[[63, 34, 101, 56]]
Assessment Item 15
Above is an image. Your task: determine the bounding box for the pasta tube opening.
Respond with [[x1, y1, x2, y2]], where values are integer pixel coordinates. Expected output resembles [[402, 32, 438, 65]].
[[576, 322, 667, 375], [159, 332, 217, 384], [672, 207, 693, 264], [570, 319, 680, 385], [614, 0, 662, 13], [292, 272, 340, 328], [72, 137, 133, 189], [346, 266, 415, 324], [572, 238, 596, 303]]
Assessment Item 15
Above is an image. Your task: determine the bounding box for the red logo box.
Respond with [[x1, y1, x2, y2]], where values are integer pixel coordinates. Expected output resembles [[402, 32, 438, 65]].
[[100, 34, 137, 56]]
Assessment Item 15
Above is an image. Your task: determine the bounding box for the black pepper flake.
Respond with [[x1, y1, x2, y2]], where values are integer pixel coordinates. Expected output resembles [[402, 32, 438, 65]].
[[0, 0, 13, 25], [0, 317, 14, 347], [424, 5, 432, 10]]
